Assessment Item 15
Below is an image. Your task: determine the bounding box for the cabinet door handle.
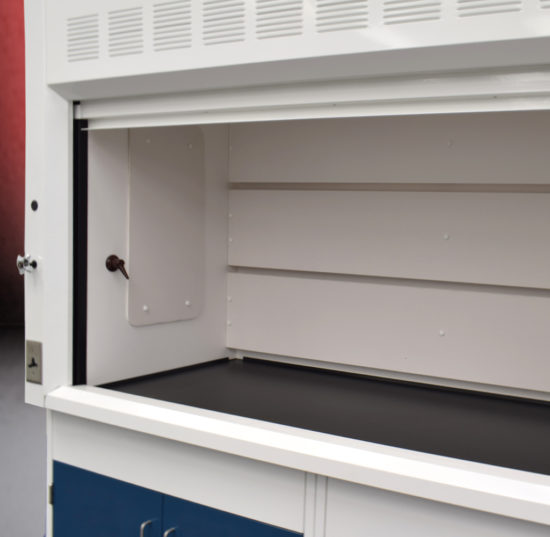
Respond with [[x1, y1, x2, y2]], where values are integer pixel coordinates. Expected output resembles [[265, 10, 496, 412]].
[[140, 520, 153, 537], [163, 528, 177, 537]]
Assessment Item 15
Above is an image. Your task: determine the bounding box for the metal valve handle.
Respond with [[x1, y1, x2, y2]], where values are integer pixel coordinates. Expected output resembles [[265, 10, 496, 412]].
[[106, 254, 130, 279], [16, 254, 37, 275]]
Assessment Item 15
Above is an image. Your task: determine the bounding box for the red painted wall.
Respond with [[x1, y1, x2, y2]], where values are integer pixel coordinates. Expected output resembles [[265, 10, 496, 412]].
[[0, 0, 25, 325]]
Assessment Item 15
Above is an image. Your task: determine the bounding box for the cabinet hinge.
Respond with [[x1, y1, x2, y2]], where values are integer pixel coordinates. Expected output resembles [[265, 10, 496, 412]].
[[49, 484, 54, 505]]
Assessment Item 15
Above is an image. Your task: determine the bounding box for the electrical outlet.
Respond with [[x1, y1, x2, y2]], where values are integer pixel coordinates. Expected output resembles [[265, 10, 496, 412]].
[[26, 340, 42, 384]]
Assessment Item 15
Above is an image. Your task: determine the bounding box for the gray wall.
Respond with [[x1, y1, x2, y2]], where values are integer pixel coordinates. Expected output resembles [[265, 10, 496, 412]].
[[0, 327, 46, 537]]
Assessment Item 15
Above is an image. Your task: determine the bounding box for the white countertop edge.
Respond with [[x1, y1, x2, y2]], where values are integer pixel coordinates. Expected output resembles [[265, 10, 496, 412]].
[[45, 385, 550, 526]]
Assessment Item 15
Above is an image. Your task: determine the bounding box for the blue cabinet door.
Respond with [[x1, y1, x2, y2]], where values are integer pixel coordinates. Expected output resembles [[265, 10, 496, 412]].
[[163, 495, 302, 537], [54, 461, 163, 537]]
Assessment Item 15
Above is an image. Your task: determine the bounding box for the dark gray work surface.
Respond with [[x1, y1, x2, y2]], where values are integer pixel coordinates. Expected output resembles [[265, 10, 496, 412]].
[[103, 358, 550, 475]]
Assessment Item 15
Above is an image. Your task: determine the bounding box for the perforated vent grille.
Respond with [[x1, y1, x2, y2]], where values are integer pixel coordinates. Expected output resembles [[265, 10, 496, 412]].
[[540, 0, 550, 7], [108, 7, 144, 57], [62, 0, 539, 68], [153, 0, 192, 51], [316, 0, 368, 32], [203, 0, 246, 45], [457, 0, 522, 17], [256, 0, 303, 39], [67, 14, 99, 62], [383, 0, 441, 24]]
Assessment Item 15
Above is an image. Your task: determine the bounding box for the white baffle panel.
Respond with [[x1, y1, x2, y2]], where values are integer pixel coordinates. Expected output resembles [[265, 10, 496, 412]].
[[128, 126, 204, 326]]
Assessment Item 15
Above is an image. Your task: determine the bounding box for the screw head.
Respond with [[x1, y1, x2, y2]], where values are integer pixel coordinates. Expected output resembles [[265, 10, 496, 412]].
[[143, 305, 149, 312], [31, 200, 38, 211]]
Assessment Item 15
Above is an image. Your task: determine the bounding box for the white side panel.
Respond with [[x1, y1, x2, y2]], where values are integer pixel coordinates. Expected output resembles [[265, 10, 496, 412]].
[[325, 479, 550, 537], [227, 272, 550, 393], [229, 114, 550, 184], [25, 0, 73, 406], [51, 412, 305, 532], [24, 0, 47, 405], [128, 127, 204, 326], [41, 52, 73, 401], [229, 191, 550, 289], [87, 126, 228, 384]]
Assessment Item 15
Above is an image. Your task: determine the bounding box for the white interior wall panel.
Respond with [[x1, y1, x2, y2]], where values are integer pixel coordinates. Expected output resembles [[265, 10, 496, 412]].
[[87, 126, 229, 385], [228, 114, 550, 184], [228, 190, 550, 289], [226, 272, 550, 393], [325, 479, 550, 537], [47, 0, 550, 99]]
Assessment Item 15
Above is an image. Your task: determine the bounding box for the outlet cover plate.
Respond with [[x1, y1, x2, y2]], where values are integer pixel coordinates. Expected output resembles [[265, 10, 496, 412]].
[[26, 340, 43, 384]]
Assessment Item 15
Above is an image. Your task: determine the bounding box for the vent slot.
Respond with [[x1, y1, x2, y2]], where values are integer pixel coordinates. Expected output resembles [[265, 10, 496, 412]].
[[256, 0, 303, 39], [457, 0, 522, 17], [153, 0, 192, 51], [108, 6, 144, 57], [66, 14, 99, 62], [316, 0, 368, 32], [540, 0, 550, 7], [383, 0, 441, 25], [203, 0, 246, 45]]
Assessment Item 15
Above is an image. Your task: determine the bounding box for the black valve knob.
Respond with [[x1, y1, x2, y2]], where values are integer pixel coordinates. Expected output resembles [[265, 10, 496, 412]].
[[106, 255, 129, 280]]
